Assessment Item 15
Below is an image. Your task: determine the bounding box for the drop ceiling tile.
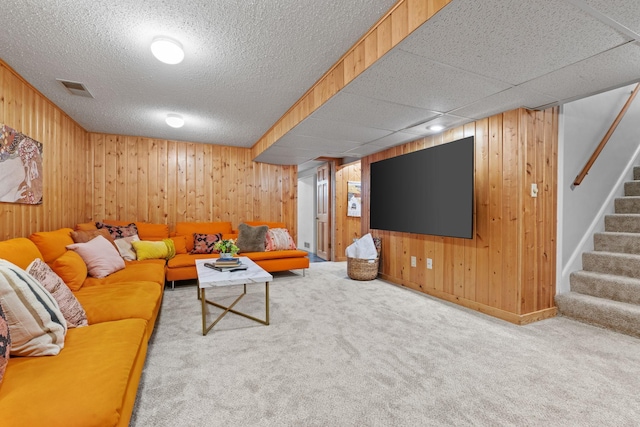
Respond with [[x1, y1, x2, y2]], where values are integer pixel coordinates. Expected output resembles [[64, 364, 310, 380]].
[[253, 144, 322, 165], [345, 49, 511, 112], [276, 133, 362, 152], [288, 117, 392, 142], [341, 144, 389, 158], [312, 91, 440, 131], [400, 0, 631, 85], [451, 87, 558, 119], [519, 43, 640, 102], [581, 0, 640, 36], [403, 114, 472, 136], [368, 131, 422, 148]]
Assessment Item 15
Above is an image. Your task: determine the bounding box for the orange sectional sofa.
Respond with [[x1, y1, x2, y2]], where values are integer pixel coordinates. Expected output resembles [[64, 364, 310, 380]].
[[0, 229, 165, 427]]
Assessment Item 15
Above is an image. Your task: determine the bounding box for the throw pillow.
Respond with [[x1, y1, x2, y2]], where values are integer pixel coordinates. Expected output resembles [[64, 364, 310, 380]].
[[0, 301, 10, 385], [95, 222, 138, 240], [27, 259, 88, 329], [114, 235, 141, 261], [131, 239, 175, 261], [49, 250, 88, 291], [66, 236, 125, 278], [265, 228, 297, 251], [71, 228, 117, 248], [237, 223, 268, 253], [0, 259, 66, 356], [191, 233, 222, 254]]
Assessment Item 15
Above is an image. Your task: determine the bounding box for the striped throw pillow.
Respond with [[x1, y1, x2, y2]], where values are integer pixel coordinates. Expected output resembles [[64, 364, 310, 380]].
[[265, 228, 297, 251], [0, 259, 67, 356]]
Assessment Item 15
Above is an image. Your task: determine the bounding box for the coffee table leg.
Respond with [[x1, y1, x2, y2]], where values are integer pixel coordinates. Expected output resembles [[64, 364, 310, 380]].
[[265, 282, 270, 325], [201, 288, 207, 335]]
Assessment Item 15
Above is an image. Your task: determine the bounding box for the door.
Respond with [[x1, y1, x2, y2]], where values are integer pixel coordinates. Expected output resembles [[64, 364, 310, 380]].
[[316, 163, 330, 260]]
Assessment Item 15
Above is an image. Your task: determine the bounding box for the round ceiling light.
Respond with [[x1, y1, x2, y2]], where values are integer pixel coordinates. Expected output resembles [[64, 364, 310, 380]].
[[166, 114, 184, 128], [151, 37, 184, 64], [429, 125, 444, 132]]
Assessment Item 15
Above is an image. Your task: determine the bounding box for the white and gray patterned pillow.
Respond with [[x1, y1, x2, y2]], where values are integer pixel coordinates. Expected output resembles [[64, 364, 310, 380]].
[[0, 259, 66, 356], [27, 258, 88, 328]]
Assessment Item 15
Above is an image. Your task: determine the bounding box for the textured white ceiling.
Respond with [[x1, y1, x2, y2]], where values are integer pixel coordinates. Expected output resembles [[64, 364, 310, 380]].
[[3, 0, 640, 168], [0, 0, 396, 146], [256, 0, 640, 166]]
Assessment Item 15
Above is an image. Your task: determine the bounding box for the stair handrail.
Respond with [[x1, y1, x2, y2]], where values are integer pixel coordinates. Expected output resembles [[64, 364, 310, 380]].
[[573, 82, 640, 187]]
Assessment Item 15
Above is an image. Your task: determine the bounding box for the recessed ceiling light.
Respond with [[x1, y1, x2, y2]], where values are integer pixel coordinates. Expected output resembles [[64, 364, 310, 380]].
[[151, 37, 184, 64], [166, 114, 184, 128], [429, 125, 444, 131]]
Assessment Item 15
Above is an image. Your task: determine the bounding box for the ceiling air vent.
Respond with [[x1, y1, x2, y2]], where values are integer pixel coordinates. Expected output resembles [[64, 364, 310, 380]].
[[57, 79, 94, 98]]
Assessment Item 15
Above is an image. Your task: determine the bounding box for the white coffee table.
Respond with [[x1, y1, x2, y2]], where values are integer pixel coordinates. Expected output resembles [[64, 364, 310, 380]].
[[196, 257, 273, 335]]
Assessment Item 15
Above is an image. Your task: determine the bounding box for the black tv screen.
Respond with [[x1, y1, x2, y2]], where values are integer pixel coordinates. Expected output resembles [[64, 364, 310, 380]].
[[370, 136, 474, 239]]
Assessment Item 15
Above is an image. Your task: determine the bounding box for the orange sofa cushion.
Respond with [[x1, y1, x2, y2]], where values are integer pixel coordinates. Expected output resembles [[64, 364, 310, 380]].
[[169, 235, 187, 254], [175, 222, 233, 252], [0, 238, 43, 270], [135, 223, 169, 241], [240, 249, 310, 261], [29, 228, 75, 263], [0, 318, 147, 427], [168, 253, 220, 269], [82, 259, 166, 288], [74, 281, 162, 339], [244, 220, 286, 229], [49, 251, 88, 291]]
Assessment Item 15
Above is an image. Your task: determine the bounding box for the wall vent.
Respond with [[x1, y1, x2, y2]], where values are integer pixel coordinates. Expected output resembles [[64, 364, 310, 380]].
[[57, 79, 94, 98]]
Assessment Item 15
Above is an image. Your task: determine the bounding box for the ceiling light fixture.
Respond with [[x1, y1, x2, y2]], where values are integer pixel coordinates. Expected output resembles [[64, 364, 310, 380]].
[[166, 114, 184, 128], [429, 125, 444, 132], [151, 37, 184, 64]]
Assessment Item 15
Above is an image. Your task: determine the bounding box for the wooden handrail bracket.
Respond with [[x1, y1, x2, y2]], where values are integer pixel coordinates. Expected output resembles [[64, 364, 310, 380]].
[[573, 83, 640, 187]]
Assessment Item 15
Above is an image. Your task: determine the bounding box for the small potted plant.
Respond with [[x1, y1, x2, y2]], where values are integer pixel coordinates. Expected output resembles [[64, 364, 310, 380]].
[[214, 238, 239, 258]]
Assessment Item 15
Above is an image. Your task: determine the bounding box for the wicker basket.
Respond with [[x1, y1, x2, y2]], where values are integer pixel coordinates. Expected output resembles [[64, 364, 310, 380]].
[[347, 256, 379, 280], [347, 237, 381, 281]]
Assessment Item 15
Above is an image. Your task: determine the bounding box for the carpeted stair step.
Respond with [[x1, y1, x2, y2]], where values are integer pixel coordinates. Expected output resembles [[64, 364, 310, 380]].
[[604, 214, 640, 233], [555, 292, 640, 338], [594, 231, 640, 255], [634, 166, 640, 181], [624, 181, 640, 196], [614, 196, 640, 213], [582, 251, 640, 279], [570, 270, 640, 305]]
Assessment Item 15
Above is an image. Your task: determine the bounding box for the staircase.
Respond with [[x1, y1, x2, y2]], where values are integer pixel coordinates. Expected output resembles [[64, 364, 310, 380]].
[[556, 167, 640, 338]]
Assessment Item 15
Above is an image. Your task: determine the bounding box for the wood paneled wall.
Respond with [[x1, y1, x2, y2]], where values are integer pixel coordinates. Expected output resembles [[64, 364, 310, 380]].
[[87, 133, 298, 235], [251, 0, 451, 159], [361, 108, 558, 324], [0, 61, 89, 240], [335, 162, 362, 261]]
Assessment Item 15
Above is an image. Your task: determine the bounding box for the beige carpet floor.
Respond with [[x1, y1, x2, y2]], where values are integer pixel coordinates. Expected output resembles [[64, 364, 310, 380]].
[[131, 262, 640, 426]]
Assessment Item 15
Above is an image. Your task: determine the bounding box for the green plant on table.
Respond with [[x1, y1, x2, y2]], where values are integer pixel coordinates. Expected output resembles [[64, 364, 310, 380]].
[[214, 238, 239, 255]]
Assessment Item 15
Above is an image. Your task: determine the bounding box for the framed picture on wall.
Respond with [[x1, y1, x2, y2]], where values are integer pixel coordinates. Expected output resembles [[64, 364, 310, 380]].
[[0, 124, 44, 205], [347, 181, 361, 217]]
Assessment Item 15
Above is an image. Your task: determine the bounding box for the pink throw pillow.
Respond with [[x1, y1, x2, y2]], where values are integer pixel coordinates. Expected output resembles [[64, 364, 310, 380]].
[[66, 236, 125, 278], [27, 258, 88, 328], [265, 228, 297, 251]]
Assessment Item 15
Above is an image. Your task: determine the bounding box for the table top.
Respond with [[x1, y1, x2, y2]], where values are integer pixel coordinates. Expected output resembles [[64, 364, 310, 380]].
[[196, 257, 273, 288]]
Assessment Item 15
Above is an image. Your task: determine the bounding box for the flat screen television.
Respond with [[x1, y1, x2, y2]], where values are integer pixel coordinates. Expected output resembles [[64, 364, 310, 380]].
[[370, 136, 474, 239]]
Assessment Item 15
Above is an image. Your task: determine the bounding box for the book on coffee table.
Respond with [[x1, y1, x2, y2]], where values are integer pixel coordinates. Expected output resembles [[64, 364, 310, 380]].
[[214, 258, 240, 266]]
